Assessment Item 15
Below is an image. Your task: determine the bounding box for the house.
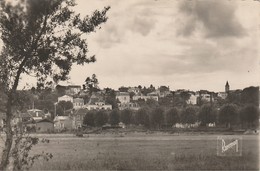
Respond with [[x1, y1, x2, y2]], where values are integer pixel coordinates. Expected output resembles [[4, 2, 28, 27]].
[[58, 95, 73, 103], [53, 116, 73, 132], [85, 93, 112, 110], [128, 87, 141, 95], [186, 93, 197, 105], [197, 90, 214, 102], [85, 102, 112, 110], [118, 102, 139, 110], [73, 98, 84, 109], [157, 86, 171, 98], [217, 92, 228, 99], [133, 93, 159, 101], [116, 92, 130, 104], [66, 85, 81, 95], [27, 109, 45, 122], [36, 119, 54, 133], [146, 94, 159, 101], [72, 108, 88, 129]]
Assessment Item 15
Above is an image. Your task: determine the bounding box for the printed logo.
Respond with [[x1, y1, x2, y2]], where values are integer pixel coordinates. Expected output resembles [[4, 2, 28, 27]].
[[217, 136, 242, 156]]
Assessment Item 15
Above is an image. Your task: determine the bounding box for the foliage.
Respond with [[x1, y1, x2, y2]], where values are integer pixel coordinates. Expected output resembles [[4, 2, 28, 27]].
[[83, 74, 100, 93], [219, 104, 239, 128], [109, 109, 120, 125], [0, 0, 109, 169], [56, 101, 73, 115], [158, 95, 173, 107], [118, 86, 128, 92], [146, 99, 159, 108], [83, 111, 95, 127], [10, 127, 52, 170], [165, 107, 180, 125], [135, 107, 150, 128], [104, 88, 118, 109], [241, 86, 259, 106], [120, 109, 132, 125], [150, 107, 164, 128], [239, 104, 259, 128], [94, 110, 108, 127], [180, 106, 198, 124], [198, 104, 217, 126]]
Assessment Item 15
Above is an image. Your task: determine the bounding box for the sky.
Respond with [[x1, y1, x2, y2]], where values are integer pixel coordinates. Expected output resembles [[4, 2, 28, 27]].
[[19, 0, 259, 92]]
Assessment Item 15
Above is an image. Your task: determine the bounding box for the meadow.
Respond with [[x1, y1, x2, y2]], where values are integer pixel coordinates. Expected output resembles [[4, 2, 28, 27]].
[[27, 132, 259, 170]]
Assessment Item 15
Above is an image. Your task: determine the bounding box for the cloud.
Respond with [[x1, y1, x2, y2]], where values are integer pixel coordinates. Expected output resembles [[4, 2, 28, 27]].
[[128, 16, 156, 36], [93, 1, 158, 48], [177, 0, 246, 38]]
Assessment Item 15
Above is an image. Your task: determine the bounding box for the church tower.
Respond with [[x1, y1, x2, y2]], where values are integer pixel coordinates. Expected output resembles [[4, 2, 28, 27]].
[[225, 81, 230, 93]]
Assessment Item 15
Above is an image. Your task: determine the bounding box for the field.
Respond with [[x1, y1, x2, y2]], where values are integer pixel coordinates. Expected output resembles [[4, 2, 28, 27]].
[[23, 132, 259, 170]]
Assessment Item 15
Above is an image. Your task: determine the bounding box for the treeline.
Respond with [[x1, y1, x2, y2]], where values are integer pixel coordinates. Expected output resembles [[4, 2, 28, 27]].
[[83, 103, 259, 129]]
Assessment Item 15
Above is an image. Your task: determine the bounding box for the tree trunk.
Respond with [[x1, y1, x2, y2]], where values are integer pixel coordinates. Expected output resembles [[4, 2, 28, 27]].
[[0, 57, 27, 170], [0, 98, 14, 170]]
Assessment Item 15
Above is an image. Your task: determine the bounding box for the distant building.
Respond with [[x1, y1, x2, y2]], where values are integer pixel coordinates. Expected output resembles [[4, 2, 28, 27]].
[[118, 102, 139, 110], [186, 93, 197, 105], [58, 95, 73, 103], [133, 93, 159, 101], [53, 116, 73, 132], [85, 93, 112, 110], [116, 92, 130, 104], [65, 85, 81, 95], [35, 119, 54, 133], [27, 109, 45, 121], [72, 108, 88, 129], [73, 98, 84, 109], [85, 102, 112, 110], [217, 92, 227, 99], [128, 87, 141, 95], [225, 81, 230, 93]]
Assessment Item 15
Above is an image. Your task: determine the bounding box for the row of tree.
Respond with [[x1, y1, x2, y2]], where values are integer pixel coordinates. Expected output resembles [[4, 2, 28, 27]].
[[83, 103, 259, 129]]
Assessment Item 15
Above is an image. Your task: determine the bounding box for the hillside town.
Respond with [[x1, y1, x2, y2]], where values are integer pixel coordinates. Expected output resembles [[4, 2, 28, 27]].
[[0, 80, 259, 133]]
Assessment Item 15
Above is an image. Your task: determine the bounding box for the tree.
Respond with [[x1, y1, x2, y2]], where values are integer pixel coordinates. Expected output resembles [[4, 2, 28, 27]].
[[118, 86, 128, 92], [165, 107, 180, 126], [109, 109, 120, 125], [151, 107, 164, 129], [135, 107, 150, 128], [239, 104, 259, 128], [94, 110, 108, 127], [56, 101, 73, 115], [120, 109, 132, 125], [241, 86, 259, 106], [83, 74, 100, 93], [180, 106, 198, 124], [83, 111, 95, 127], [104, 88, 118, 109], [219, 104, 239, 128], [198, 104, 217, 126], [0, 0, 109, 169]]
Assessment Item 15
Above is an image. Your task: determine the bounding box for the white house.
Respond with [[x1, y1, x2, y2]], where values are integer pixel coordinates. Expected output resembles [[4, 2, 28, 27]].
[[116, 92, 130, 104], [27, 109, 45, 121], [58, 95, 73, 103], [201, 93, 212, 102], [186, 94, 197, 105], [217, 92, 227, 99], [128, 87, 141, 94], [85, 102, 112, 110], [53, 116, 73, 131], [73, 98, 84, 109], [66, 85, 81, 95], [118, 102, 139, 111], [133, 93, 158, 101]]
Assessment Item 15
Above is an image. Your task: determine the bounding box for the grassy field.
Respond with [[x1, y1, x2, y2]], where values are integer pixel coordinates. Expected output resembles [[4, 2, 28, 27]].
[[25, 133, 259, 170]]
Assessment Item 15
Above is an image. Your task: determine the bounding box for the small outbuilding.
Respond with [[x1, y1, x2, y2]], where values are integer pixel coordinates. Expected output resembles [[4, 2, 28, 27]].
[[36, 119, 54, 133]]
